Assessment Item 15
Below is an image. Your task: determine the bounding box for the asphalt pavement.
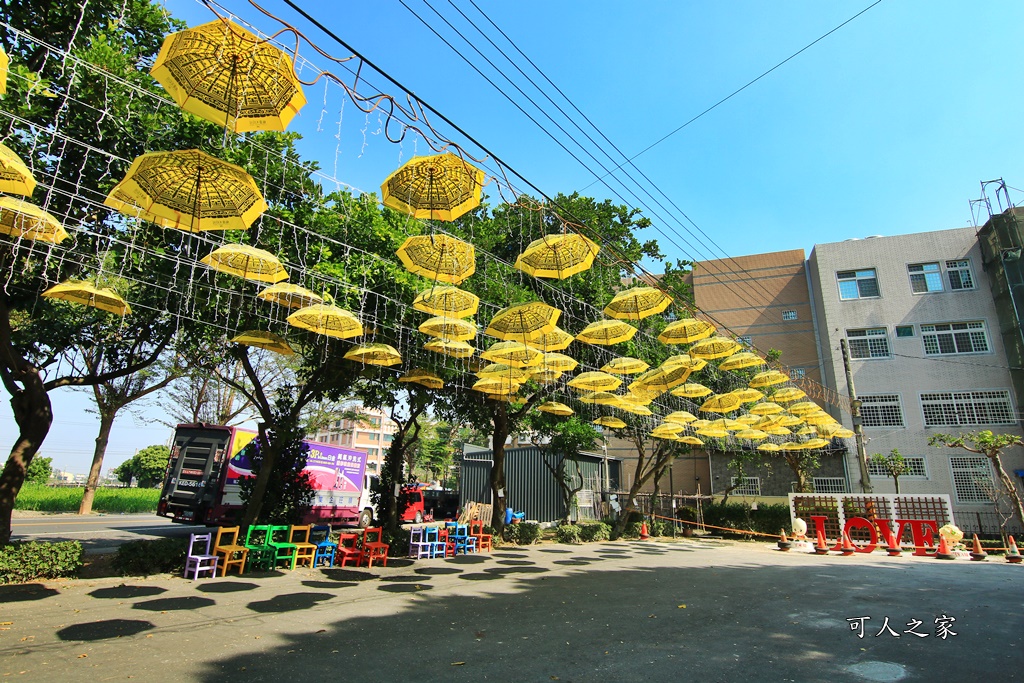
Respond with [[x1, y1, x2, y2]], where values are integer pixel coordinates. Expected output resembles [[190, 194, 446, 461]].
[[11, 513, 206, 553], [1, 538, 1021, 682]]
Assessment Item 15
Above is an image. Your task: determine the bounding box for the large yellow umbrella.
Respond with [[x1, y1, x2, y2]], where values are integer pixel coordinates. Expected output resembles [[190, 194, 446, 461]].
[[424, 338, 475, 359], [412, 286, 479, 318], [735, 413, 762, 425], [486, 301, 561, 342], [344, 343, 402, 367], [629, 364, 691, 393], [381, 153, 484, 222], [695, 427, 729, 439], [625, 389, 658, 405], [601, 357, 649, 375], [803, 438, 831, 449], [575, 319, 638, 346], [757, 443, 781, 453], [749, 370, 790, 388], [514, 233, 600, 279], [771, 387, 807, 403], [472, 376, 520, 395], [775, 415, 804, 427], [42, 280, 131, 315], [523, 327, 574, 352], [730, 388, 765, 404], [664, 411, 697, 425], [257, 283, 323, 309], [529, 368, 563, 384], [689, 336, 741, 360], [616, 400, 653, 416], [663, 354, 708, 372], [568, 371, 622, 393], [578, 391, 621, 406], [0, 45, 7, 96], [653, 422, 685, 435], [700, 393, 742, 414], [539, 352, 578, 372], [201, 244, 288, 283], [735, 429, 769, 441], [0, 197, 68, 243], [802, 413, 837, 426], [229, 330, 293, 355], [419, 316, 477, 342], [719, 351, 766, 371], [476, 363, 531, 383], [679, 436, 704, 446], [104, 149, 267, 232], [537, 401, 574, 416], [749, 402, 785, 416], [399, 369, 444, 390], [396, 234, 476, 284], [479, 341, 543, 368], [594, 416, 627, 429], [832, 428, 856, 439], [287, 304, 363, 339], [788, 401, 822, 416], [658, 318, 716, 345], [603, 286, 672, 321], [670, 382, 712, 399], [151, 19, 306, 132], [708, 418, 746, 431], [0, 143, 36, 197]]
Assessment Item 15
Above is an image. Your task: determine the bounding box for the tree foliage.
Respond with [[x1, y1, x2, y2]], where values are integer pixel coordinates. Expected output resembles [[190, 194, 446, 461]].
[[24, 456, 52, 485], [114, 445, 169, 488], [929, 431, 1024, 527], [870, 448, 909, 494]]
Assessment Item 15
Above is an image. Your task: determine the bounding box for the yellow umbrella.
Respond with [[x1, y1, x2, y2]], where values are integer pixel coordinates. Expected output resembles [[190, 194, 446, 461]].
[[616, 400, 653, 416], [399, 369, 444, 390], [287, 304, 363, 339], [486, 301, 561, 342], [424, 338, 475, 359], [679, 436, 704, 446], [788, 401, 822, 416], [603, 286, 672, 321], [708, 418, 746, 431], [344, 343, 402, 367], [749, 370, 790, 388], [730, 388, 765, 403], [771, 387, 807, 403], [396, 234, 476, 284], [151, 19, 306, 132], [803, 438, 831, 449], [780, 442, 805, 451], [105, 149, 267, 232], [689, 336, 741, 360], [381, 153, 484, 222], [802, 413, 837, 426], [629, 364, 691, 393], [832, 428, 855, 438], [653, 422, 685, 434], [0, 45, 7, 96], [664, 411, 697, 425], [472, 376, 520, 395], [419, 316, 478, 342], [539, 352, 579, 372], [663, 354, 708, 372], [795, 426, 817, 436], [601, 357, 649, 375], [529, 368, 563, 384], [625, 390, 656, 406], [476, 363, 531, 383], [523, 327, 574, 352], [0, 143, 36, 197], [412, 286, 479, 318], [514, 233, 600, 279], [766, 427, 792, 436], [575, 319, 638, 346], [578, 391, 621, 406], [42, 280, 131, 315], [690, 419, 712, 429], [719, 352, 766, 371], [700, 393, 742, 414], [568, 371, 622, 393], [201, 244, 288, 283], [594, 416, 627, 429], [652, 433, 681, 441], [0, 197, 68, 243], [257, 283, 323, 309], [658, 318, 716, 345], [480, 341, 543, 368], [537, 401, 574, 416], [670, 382, 712, 399], [749, 402, 785, 416], [776, 415, 804, 427], [695, 427, 729, 438], [757, 443, 781, 452], [229, 330, 293, 355], [735, 429, 768, 441], [735, 414, 762, 425]]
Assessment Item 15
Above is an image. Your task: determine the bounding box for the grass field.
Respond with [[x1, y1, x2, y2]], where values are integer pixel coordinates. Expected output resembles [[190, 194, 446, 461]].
[[14, 484, 159, 513]]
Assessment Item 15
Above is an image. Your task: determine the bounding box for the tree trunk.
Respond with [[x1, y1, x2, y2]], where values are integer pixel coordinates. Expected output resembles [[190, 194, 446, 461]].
[[0, 381, 52, 545], [990, 453, 1024, 527], [893, 475, 901, 495], [490, 405, 509, 537], [79, 409, 116, 515], [240, 428, 281, 529], [382, 431, 406, 536], [785, 455, 810, 493]]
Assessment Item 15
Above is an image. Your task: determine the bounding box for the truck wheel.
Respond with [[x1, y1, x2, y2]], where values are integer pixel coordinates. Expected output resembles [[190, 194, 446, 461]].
[[414, 511, 423, 524], [358, 509, 373, 528]]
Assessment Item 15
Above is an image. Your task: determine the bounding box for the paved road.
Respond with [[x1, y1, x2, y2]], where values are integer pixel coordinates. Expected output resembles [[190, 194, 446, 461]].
[[1, 538, 1021, 682], [11, 513, 206, 553]]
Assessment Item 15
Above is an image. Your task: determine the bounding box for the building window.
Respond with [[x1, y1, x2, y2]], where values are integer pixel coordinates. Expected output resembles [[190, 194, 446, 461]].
[[921, 321, 990, 355], [330, 434, 339, 444], [895, 325, 915, 338], [366, 432, 380, 442], [837, 269, 879, 300], [860, 394, 904, 427], [949, 456, 995, 503], [868, 456, 927, 478], [366, 447, 378, 457], [782, 310, 797, 321], [946, 259, 975, 290], [847, 328, 890, 359], [812, 477, 847, 493], [384, 433, 394, 443], [736, 335, 753, 347], [729, 476, 761, 496], [921, 390, 1015, 427], [908, 262, 943, 293]]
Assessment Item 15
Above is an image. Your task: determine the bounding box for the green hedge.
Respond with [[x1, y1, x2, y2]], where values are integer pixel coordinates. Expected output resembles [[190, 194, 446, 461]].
[[113, 537, 189, 576], [14, 484, 159, 513], [555, 524, 582, 544], [503, 522, 541, 545], [579, 522, 611, 542], [701, 503, 791, 537], [0, 541, 83, 584]]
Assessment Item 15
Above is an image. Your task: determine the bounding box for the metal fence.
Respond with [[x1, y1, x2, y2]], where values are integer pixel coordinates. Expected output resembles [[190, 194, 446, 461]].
[[953, 510, 1023, 537]]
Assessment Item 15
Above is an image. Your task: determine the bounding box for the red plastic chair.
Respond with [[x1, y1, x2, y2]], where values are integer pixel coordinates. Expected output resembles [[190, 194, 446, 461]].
[[469, 520, 492, 552], [362, 527, 390, 568], [335, 531, 364, 567]]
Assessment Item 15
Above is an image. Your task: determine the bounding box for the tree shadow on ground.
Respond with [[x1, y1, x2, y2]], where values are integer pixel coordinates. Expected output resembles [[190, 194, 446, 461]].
[[446, 555, 487, 564], [89, 585, 167, 599], [456, 572, 503, 581], [553, 559, 590, 566], [415, 566, 462, 576], [492, 552, 529, 558], [196, 581, 260, 594], [302, 580, 358, 589], [536, 548, 572, 554], [384, 574, 430, 582], [247, 592, 334, 613], [384, 558, 415, 569], [318, 568, 377, 582], [496, 559, 536, 566], [378, 583, 433, 593], [133, 596, 216, 611], [56, 619, 155, 641], [0, 583, 60, 602]]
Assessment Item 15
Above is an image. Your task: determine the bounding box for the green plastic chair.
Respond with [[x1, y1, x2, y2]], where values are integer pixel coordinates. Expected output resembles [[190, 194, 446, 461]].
[[243, 525, 276, 572], [267, 525, 298, 570]]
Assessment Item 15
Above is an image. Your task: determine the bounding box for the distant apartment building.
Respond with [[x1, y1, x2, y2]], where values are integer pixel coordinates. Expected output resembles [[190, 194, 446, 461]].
[[311, 405, 398, 475]]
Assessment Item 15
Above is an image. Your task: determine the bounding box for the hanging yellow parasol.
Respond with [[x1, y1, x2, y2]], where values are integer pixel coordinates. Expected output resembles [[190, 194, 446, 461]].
[[803, 438, 831, 449], [529, 368, 563, 384], [670, 382, 712, 399], [472, 376, 520, 395], [476, 363, 531, 383], [832, 428, 855, 438], [0, 197, 68, 243], [479, 341, 543, 368], [653, 422, 685, 434], [625, 389, 657, 405], [749, 402, 785, 416], [788, 401, 822, 416], [594, 416, 627, 429], [344, 343, 402, 367], [690, 419, 712, 429], [568, 371, 622, 393], [396, 234, 476, 284], [730, 388, 765, 403], [679, 436, 704, 446], [708, 418, 746, 431], [719, 351, 766, 372], [757, 443, 781, 452], [257, 283, 323, 309], [151, 19, 306, 133], [700, 393, 742, 414], [802, 413, 837, 426], [399, 369, 444, 390], [658, 318, 716, 345], [695, 427, 729, 439], [381, 153, 484, 222], [0, 143, 36, 197], [663, 354, 708, 373], [735, 414, 762, 425], [287, 304, 363, 339], [418, 316, 478, 342], [0, 45, 8, 96], [575, 319, 638, 346], [795, 426, 817, 436], [201, 244, 288, 283], [537, 401, 574, 416], [514, 232, 601, 279], [734, 429, 768, 441], [229, 330, 293, 355], [664, 411, 697, 425], [578, 391, 620, 406], [105, 149, 267, 232], [523, 327, 574, 352], [689, 336, 741, 360], [629, 364, 691, 393], [617, 400, 653, 416], [776, 415, 804, 427], [652, 433, 680, 442], [485, 301, 561, 342], [539, 352, 578, 372], [771, 387, 807, 403], [42, 280, 131, 315], [424, 338, 475, 359], [412, 285, 479, 318], [749, 370, 790, 388], [601, 357, 649, 375], [603, 286, 672, 321]]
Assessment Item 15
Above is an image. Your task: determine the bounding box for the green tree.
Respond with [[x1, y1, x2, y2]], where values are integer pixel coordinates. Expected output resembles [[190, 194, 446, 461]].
[[24, 455, 52, 484], [930, 431, 1024, 527], [870, 448, 909, 494], [113, 445, 169, 488]]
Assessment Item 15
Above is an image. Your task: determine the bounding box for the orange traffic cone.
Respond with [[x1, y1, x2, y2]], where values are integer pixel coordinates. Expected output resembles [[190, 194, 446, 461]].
[[639, 521, 650, 541], [814, 529, 829, 555], [935, 534, 956, 560], [777, 529, 791, 551], [969, 534, 988, 562], [885, 529, 902, 557], [1006, 536, 1022, 564], [840, 532, 855, 556]]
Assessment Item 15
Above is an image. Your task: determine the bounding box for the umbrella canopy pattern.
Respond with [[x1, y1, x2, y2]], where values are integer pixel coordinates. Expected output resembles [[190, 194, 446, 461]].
[[749, 370, 790, 388], [594, 416, 627, 429], [514, 233, 600, 279], [418, 316, 477, 342], [749, 402, 785, 416], [616, 400, 653, 416], [601, 357, 649, 375], [735, 429, 768, 441], [575, 319, 638, 346], [537, 401, 574, 416], [381, 153, 484, 222], [707, 418, 746, 431], [396, 234, 476, 284], [0, 197, 69, 243], [652, 422, 684, 434], [472, 376, 520, 395], [0, 143, 36, 196], [423, 338, 475, 358], [229, 330, 293, 355], [539, 352, 579, 372], [700, 393, 742, 414], [344, 343, 402, 367], [658, 318, 715, 345], [577, 391, 620, 406], [476, 363, 531, 383], [398, 369, 444, 390], [568, 371, 622, 393], [479, 341, 542, 368], [730, 388, 765, 404], [788, 401, 823, 416], [689, 336, 741, 360], [663, 354, 708, 372], [695, 427, 728, 438], [664, 411, 697, 425], [771, 387, 807, 403], [603, 286, 673, 321], [42, 280, 131, 315], [151, 19, 306, 133], [257, 283, 323, 309], [757, 443, 781, 452], [679, 436, 704, 446], [670, 382, 712, 399], [201, 244, 288, 283], [529, 368, 563, 384], [486, 301, 561, 341], [412, 286, 479, 318], [803, 438, 831, 449], [718, 351, 766, 371], [104, 149, 267, 232], [286, 304, 363, 339], [523, 327, 574, 352], [735, 413, 762, 425]]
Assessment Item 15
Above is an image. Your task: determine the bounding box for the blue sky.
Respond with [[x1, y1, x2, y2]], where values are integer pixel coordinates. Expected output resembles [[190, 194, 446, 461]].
[[14, 0, 1023, 474]]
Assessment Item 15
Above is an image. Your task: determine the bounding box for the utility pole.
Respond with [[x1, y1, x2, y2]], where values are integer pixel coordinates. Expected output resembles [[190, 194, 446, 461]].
[[840, 338, 872, 493]]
